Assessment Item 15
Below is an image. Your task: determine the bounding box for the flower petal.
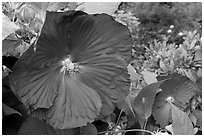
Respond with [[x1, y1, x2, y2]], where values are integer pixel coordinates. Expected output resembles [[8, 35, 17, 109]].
[[70, 13, 132, 63], [30, 11, 87, 68], [44, 73, 102, 129], [78, 55, 130, 103], [10, 11, 131, 129]]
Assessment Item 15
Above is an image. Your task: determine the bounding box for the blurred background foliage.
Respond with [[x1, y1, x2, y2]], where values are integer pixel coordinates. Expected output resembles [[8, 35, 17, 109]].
[[115, 2, 202, 80], [119, 2, 202, 45]]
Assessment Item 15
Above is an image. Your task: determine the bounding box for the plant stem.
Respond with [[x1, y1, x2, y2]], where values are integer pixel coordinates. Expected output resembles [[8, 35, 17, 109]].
[[110, 108, 123, 134], [115, 108, 123, 127], [143, 118, 147, 130], [98, 129, 154, 135], [142, 118, 148, 135]]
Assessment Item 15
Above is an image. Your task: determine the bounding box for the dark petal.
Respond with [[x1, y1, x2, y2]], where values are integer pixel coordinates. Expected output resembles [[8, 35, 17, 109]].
[[33, 73, 102, 129], [10, 11, 131, 129], [18, 116, 80, 135], [80, 123, 98, 135], [96, 93, 115, 120], [76, 55, 130, 119], [30, 11, 87, 68], [78, 55, 130, 103], [70, 13, 132, 63]]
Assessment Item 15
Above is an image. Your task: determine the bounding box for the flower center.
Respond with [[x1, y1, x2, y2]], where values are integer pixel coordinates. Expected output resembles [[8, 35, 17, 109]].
[[166, 96, 174, 103], [61, 57, 78, 73]]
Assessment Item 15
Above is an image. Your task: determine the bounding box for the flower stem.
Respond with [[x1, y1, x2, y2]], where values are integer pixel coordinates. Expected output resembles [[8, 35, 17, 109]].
[[98, 129, 154, 135]]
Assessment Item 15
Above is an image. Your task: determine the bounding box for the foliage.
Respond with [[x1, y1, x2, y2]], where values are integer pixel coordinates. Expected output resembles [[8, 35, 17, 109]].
[[133, 30, 202, 80], [120, 2, 202, 45], [2, 2, 202, 135]]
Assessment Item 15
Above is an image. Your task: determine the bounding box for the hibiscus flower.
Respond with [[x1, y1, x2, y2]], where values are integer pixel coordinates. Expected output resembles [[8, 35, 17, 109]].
[[10, 10, 132, 129]]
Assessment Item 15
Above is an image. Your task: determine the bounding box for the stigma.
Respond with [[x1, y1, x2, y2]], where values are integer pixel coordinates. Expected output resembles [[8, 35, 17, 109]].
[[61, 56, 79, 73]]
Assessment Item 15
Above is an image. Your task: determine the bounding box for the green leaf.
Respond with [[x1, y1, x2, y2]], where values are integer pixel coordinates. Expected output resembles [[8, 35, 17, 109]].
[[96, 93, 115, 120], [127, 64, 141, 81], [18, 4, 35, 23], [153, 73, 198, 127], [175, 45, 188, 60], [18, 116, 79, 135], [196, 77, 202, 91], [2, 13, 19, 40], [26, 2, 49, 22], [193, 110, 202, 129], [117, 94, 135, 116], [133, 80, 166, 126], [67, 2, 79, 10], [171, 103, 194, 135], [125, 94, 135, 115], [165, 124, 173, 134], [13, 41, 30, 55], [141, 70, 157, 85], [2, 34, 22, 55], [2, 65, 11, 79], [26, 2, 49, 12], [159, 60, 168, 73], [2, 103, 21, 117], [169, 59, 175, 72], [80, 123, 97, 135], [47, 2, 68, 11], [2, 77, 26, 114], [76, 2, 120, 15], [189, 113, 197, 126], [189, 38, 197, 49], [153, 102, 172, 128], [182, 69, 198, 82], [193, 128, 199, 134], [153, 73, 197, 127], [194, 49, 202, 61]]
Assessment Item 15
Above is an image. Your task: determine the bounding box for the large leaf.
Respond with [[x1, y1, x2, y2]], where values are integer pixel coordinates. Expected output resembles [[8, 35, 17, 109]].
[[3, 77, 29, 119], [124, 94, 135, 115], [127, 64, 141, 81], [196, 77, 202, 91], [18, 116, 79, 135], [133, 80, 166, 127], [96, 93, 115, 120], [26, 2, 49, 22], [171, 103, 194, 135], [80, 123, 97, 135], [117, 93, 135, 115], [2, 34, 22, 55], [141, 70, 157, 85], [3, 77, 22, 107], [165, 124, 173, 134], [2, 13, 19, 40], [152, 73, 197, 127], [153, 102, 172, 128], [47, 2, 68, 11], [194, 48, 202, 61], [193, 110, 202, 129], [10, 11, 132, 129], [76, 2, 120, 15], [26, 2, 49, 11], [2, 103, 21, 117]]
